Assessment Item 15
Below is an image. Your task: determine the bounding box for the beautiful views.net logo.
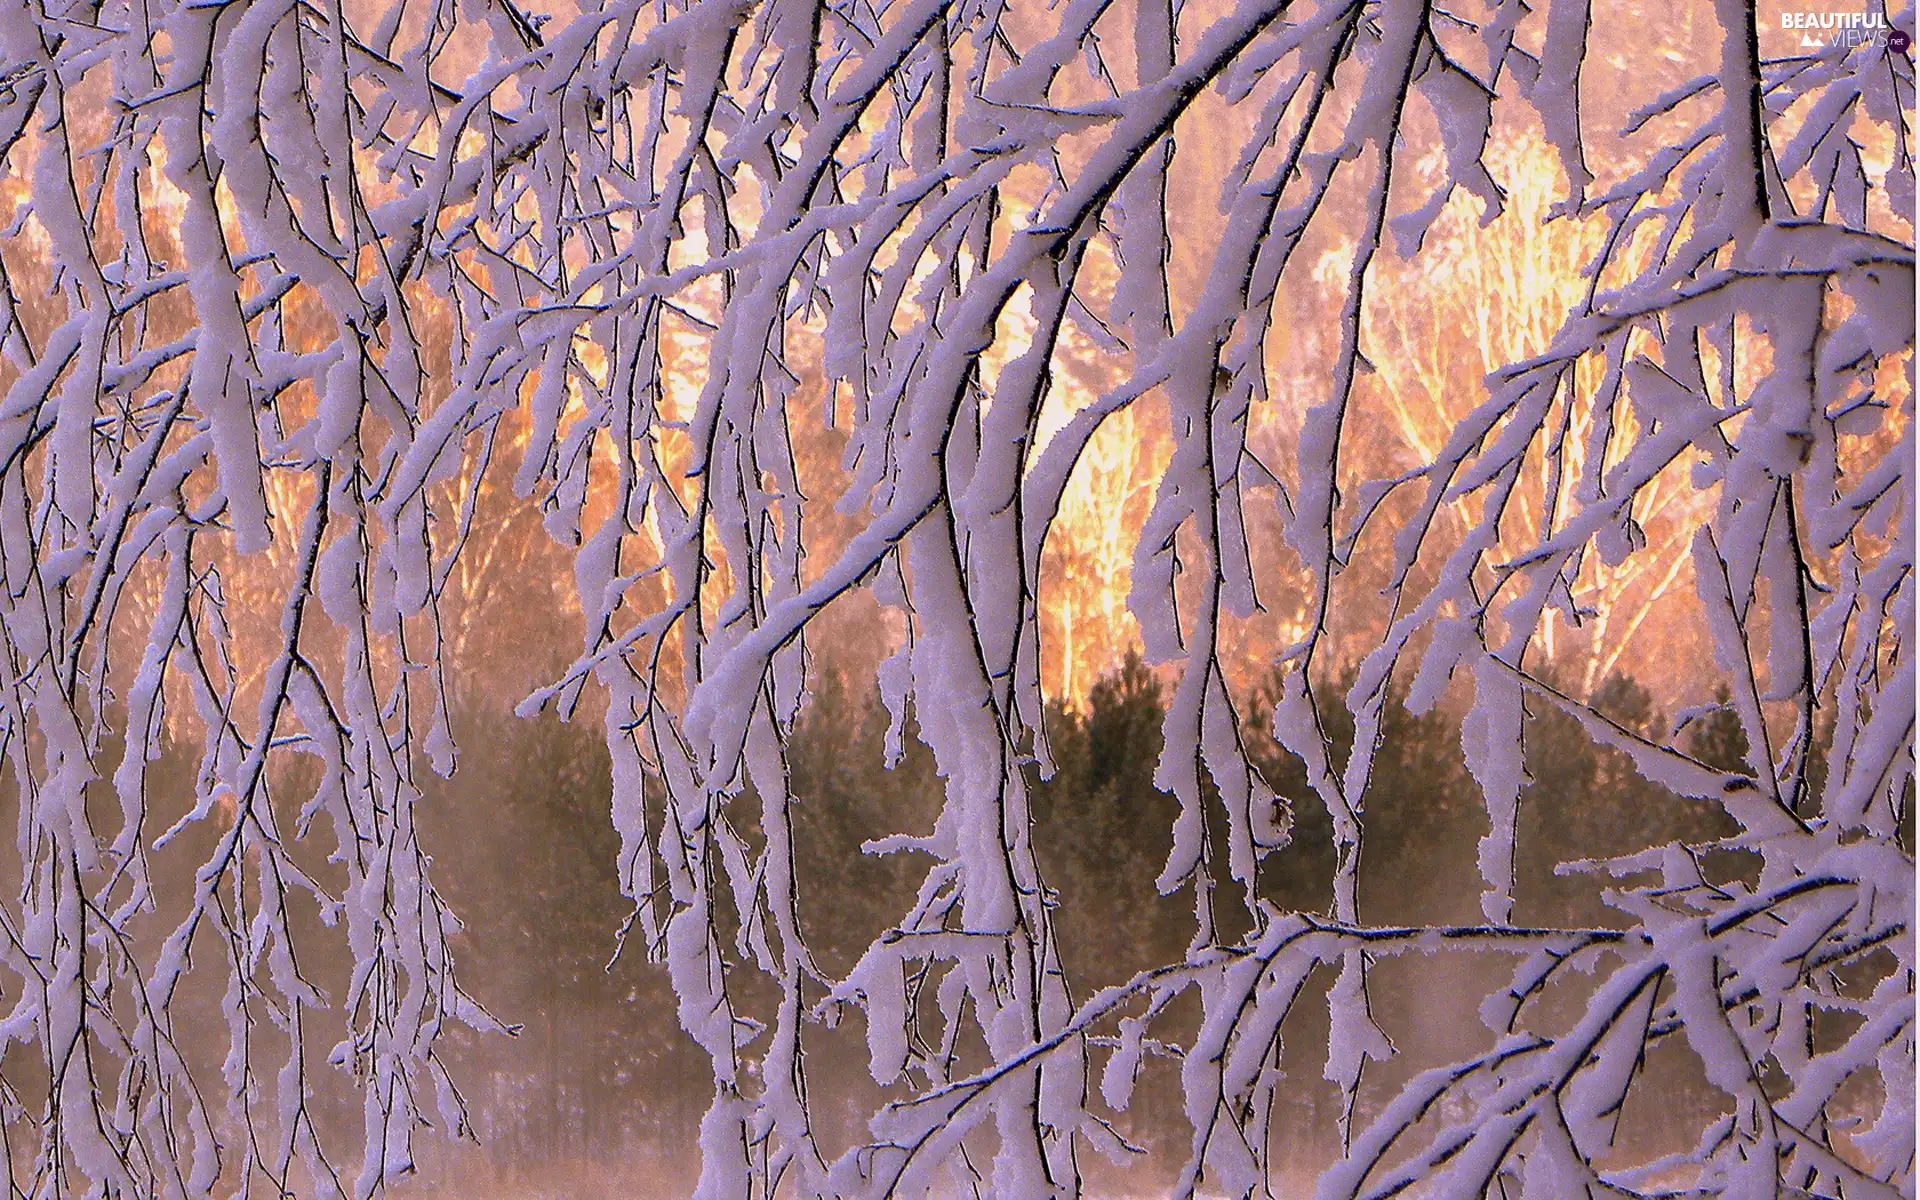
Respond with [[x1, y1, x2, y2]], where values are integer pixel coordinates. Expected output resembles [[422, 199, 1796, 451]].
[[1779, 10, 1910, 52]]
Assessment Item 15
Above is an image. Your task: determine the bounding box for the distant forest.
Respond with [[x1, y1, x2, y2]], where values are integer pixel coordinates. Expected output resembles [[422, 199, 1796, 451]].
[[339, 650, 1849, 1198]]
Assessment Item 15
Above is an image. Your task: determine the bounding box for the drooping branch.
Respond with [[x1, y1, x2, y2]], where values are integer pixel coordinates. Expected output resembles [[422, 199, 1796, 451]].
[[0, 0, 1910, 1195]]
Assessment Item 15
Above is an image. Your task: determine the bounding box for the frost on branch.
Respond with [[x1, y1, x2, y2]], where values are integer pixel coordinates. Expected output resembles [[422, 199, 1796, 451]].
[[0, 0, 1912, 1195]]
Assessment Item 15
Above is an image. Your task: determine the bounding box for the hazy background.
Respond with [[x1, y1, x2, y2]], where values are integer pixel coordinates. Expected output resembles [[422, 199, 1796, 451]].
[[0, 0, 1906, 1192]]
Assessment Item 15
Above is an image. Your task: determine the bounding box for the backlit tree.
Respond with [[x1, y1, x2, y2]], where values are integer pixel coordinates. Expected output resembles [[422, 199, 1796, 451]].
[[0, 0, 1911, 1196]]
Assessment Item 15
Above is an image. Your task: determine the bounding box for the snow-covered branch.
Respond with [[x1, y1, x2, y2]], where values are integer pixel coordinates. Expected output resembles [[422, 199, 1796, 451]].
[[0, 0, 1910, 1194]]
